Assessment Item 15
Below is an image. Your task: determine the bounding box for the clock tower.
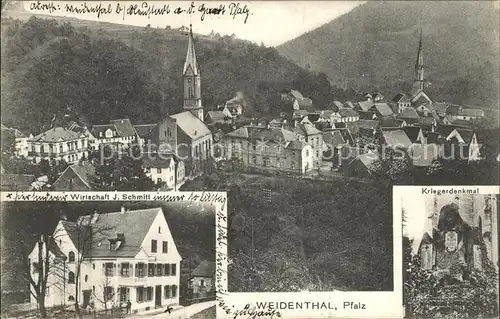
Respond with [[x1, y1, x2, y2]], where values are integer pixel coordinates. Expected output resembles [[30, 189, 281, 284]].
[[183, 24, 203, 121]]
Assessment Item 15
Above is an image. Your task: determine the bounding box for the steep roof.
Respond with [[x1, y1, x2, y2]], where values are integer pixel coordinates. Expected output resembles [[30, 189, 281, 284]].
[[226, 126, 250, 139], [338, 108, 359, 118], [357, 100, 375, 112], [249, 127, 299, 143], [322, 131, 345, 148], [0, 174, 35, 191], [453, 129, 475, 144], [295, 98, 313, 108], [205, 111, 225, 122], [289, 90, 304, 100], [374, 103, 394, 117], [73, 208, 163, 258], [326, 128, 355, 145], [381, 129, 412, 149], [293, 123, 321, 137], [286, 140, 309, 151], [59, 163, 96, 189], [183, 25, 199, 75], [431, 102, 450, 114], [170, 111, 211, 140], [403, 126, 423, 143], [142, 154, 175, 168], [134, 124, 157, 138], [355, 152, 380, 169], [398, 107, 419, 119], [29, 127, 82, 143], [191, 260, 216, 278], [392, 93, 410, 103], [437, 124, 459, 138], [110, 119, 136, 137]]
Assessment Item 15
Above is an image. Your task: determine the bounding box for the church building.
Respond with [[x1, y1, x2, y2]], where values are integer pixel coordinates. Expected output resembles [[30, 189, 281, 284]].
[[150, 25, 213, 175]]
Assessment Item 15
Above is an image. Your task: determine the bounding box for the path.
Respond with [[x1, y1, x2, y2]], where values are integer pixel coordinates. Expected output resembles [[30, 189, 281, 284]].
[[145, 301, 215, 319]]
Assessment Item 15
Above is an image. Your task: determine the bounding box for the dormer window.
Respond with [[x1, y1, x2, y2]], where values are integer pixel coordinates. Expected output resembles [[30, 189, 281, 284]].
[[109, 241, 116, 251]]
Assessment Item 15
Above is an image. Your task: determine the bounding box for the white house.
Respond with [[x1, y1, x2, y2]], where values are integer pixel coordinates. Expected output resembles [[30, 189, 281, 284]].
[[28, 207, 182, 314], [142, 153, 185, 190], [445, 128, 481, 162], [91, 119, 138, 150], [27, 127, 89, 164], [190, 260, 215, 298], [1, 125, 30, 157]]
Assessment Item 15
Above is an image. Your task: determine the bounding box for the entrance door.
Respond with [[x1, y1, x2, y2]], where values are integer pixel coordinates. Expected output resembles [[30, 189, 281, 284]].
[[83, 290, 91, 308], [155, 285, 162, 308]]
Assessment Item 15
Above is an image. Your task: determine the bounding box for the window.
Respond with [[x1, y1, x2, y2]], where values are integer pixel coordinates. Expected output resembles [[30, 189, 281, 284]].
[[151, 240, 157, 253], [163, 264, 170, 276], [157, 168, 162, 174], [162, 241, 168, 253], [59, 145, 63, 153], [109, 241, 116, 251], [68, 271, 75, 284], [68, 251, 75, 262], [136, 263, 145, 277], [201, 279, 205, 287], [158, 227, 161, 234], [305, 150, 309, 157], [164, 285, 170, 298], [188, 87, 194, 99], [119, 287, 129, 302], [104, 263, 114, 276], [136, 287, 144, 302], [156, 264, 162, 276], [171, 263, 176, 276], [85, 275, 88, 282], [263, 156, 270, 167], [171, 285, 177, 297], [92, 263, 95, 270], [146, 287, 153, 301], [104, 286, 114, 301], [252, 156, 256, 164], [121, 263, 130, 277], [148, 263, 155, 277]]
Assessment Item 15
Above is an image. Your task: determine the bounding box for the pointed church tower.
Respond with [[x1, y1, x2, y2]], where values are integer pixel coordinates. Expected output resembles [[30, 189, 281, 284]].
[[413, 29, 424, 91], [183, 24, 203, 121]]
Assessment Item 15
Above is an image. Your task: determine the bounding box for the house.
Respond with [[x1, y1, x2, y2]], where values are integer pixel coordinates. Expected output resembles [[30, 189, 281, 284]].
[[1, 125, 29, 157], [322, 130, 347, 163], [134, 124, 157, 147], [402, 126, 426, 144], [291, 123, 324, 166], [281, 89, 304, 103], [373, 103, 394, 119], [0, 174, 36, 191], [222, 92, 245, 117], [205, 111, 229, 125], [67, 122, 96, 150], [449, 108, 484, 121], [336, 108, 360, 123], [27, 127, 89, 164], [52, 162, 96, 191], [190, 260, 215, 298], [415, 102, 434, 117], [222, 126, 314, 174], [397, 107, 419, 121], [354, 100, 375, 114], [343, 151, 380, 178], [337, 145, 369, 169], [142, 153, 185, 190], [391, 93, 412, 113], [431, 102, 450, 117], [445, 128, 481, 161], [380, 128, 413, 150], [410, 143, 440, 167], [366, 92, 384, 102], [293, 97, 314, 111], [28, 207, 182, 313], [92, 119, 137, 150]]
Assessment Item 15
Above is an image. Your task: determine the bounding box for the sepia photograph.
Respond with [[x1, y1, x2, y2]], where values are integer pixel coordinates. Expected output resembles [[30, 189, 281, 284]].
[[1, 198, 217, 318], [0, 0, 499, 318], [400, 188, 499, 319]]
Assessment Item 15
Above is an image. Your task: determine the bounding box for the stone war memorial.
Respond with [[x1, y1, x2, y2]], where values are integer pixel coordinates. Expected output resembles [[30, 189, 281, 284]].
[[404, 193, 499, 319]]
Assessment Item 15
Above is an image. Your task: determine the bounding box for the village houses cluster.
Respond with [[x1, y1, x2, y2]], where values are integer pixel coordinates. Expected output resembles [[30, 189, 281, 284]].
[[1, 28, 487, 191]]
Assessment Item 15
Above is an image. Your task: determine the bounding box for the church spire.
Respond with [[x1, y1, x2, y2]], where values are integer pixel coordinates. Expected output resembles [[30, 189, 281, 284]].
[[414, 29, 424, 91], [183, 24, 199, 76], [183, 24, 203, 121]]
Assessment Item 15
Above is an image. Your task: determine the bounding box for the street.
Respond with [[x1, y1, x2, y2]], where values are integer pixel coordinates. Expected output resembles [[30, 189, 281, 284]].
[[140, 301, 216, 319]]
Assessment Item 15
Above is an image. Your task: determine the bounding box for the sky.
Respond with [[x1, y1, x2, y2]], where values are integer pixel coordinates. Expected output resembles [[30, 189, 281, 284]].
[[22, 1, 364, 46]]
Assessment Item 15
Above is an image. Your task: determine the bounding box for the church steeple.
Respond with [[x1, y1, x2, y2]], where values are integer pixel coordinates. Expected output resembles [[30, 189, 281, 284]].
[[183, 24, 203, 121], [413, 29, 424, 91]]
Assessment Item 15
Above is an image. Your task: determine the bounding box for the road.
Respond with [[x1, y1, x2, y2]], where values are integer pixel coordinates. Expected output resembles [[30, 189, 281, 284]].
[[146, 301, 215, 319]]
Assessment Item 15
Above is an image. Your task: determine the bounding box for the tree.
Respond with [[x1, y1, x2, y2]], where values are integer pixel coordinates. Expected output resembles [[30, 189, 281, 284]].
[[91, 271, 118, 315]]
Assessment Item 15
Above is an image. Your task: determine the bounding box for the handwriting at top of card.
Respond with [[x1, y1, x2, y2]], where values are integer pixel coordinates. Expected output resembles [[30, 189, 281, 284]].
[[27, 1, 253, 24]]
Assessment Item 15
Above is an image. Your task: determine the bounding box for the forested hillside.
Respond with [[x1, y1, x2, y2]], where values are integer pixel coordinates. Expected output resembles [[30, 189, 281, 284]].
[[1, 16, 345, 135], [278, 1, 500, 108]]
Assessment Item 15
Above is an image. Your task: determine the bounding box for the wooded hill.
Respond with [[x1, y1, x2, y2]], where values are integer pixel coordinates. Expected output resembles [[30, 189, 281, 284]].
[[277, 1, 500, 108], [1, 15, 347, 135]]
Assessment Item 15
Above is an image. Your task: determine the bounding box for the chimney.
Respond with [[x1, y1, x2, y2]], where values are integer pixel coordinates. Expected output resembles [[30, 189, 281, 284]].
[[120, 205, 126, 214]]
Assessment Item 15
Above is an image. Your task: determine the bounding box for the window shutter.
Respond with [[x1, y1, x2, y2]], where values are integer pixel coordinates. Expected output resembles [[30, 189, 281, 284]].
[[133, 264, 137, 277], [136, 288, 139, 303]]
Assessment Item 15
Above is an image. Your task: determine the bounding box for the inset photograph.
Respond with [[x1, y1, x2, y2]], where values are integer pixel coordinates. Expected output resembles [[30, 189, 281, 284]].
[[1, 199, 216, 318], [401, 189, 499, 318]]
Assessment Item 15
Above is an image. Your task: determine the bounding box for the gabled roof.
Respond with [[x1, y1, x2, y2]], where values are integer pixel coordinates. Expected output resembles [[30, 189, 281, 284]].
[[322, 131, 346, 148], [170, 111, 211, 140], [73, 207, 163, 258], [293, 123, 322, 137], [110, 119, 137, 137], [449, 129, 475, 145], [295, 98, 313, 108], [332, 101, 344, 109], [286, 140, 309, 151], [437, 124, 459, 138], [66, 162, 96, 189], [355, 152, 380, 169], [292, 110, 310, 119], [289, 90, 304, 100], [0, 174, 35, 191], [226, 126, 250, 139], [29, 127, 82, 143], [392, 93, 411, 103], [431, 102, 450, 114], [249, 127, 299, 143], [142, 153, 175, 168], [92, 124, 115, 136], [1, 127, 26, 138], [403, 126, 423, 143], [381, 129, 412, 149], [205, 111, 226, 122], [134, 124, 157, 138], [357, 100, 375, 112], [374, 103, 394, 117], [191, 260, 216, 278], [398, 107, 419, 119], [326, 128, 355, 145]]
